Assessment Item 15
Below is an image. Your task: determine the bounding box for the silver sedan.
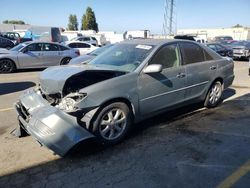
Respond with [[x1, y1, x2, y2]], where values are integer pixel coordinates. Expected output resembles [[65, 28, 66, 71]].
[[15, 39, 234, 156], [0, 41, 80, 73]]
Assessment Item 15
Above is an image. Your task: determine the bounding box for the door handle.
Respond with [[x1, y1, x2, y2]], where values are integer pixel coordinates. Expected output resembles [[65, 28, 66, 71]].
[[210, 66, 217, 70], [177, 73, 186, 78]]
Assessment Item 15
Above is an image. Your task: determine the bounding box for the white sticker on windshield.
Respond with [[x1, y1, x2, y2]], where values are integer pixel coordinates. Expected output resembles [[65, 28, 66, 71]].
[[136, 45, 152, 50]]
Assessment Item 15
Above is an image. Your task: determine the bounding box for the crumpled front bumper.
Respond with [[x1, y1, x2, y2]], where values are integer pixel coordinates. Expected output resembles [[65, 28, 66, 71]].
[[15, 89, 94, 156]]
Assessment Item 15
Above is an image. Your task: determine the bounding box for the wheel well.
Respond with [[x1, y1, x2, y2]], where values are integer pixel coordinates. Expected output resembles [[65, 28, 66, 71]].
[[60, 57, 72, 65], [97, 98, 135, 122], [205, 77, 224, 98], [212, 77, 224, 86], [0, 58, 17, 68]]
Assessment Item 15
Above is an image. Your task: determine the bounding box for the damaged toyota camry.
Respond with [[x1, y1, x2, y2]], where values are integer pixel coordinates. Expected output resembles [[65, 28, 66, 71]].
[[15, 39, 234, 156]]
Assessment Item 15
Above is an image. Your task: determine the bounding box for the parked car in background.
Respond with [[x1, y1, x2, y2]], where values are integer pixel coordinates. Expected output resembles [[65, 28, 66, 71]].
[[69, 44, 114, 65], [214, 36, 233, 43], [206, 43, 233, 57], [15, 39, 234, 156], [70, 36, 98, 46], [229, 41, 250, 60], [0, 41, 79, 73], [1, 32, 21, 45], [0, 36, 15, 49], [65, 41, 98, 55]]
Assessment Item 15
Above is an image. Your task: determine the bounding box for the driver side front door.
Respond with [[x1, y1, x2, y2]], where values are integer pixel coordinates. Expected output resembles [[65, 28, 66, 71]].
[[17, 43, 44, 68], [138, 43, 187, 116]]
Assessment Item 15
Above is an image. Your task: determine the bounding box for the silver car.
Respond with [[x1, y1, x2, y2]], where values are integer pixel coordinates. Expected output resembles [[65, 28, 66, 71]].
[[0, 41, 79, 73], [15, 39, 234, 156]]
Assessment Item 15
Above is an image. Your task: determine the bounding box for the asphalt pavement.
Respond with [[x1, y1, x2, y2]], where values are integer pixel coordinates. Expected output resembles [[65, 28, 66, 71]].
[[0, 61, 249, 188]]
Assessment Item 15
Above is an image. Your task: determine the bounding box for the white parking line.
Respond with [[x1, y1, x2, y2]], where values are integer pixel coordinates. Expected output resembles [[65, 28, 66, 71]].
[[0, 107, 14, 112]]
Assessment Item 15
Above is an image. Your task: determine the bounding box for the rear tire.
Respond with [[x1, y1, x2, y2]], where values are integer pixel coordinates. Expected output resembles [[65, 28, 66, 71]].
[[91, 102, 132, 145], [60, 57, 71, 65], [0, 59, 16, 73], [204, 81, 223, 108]]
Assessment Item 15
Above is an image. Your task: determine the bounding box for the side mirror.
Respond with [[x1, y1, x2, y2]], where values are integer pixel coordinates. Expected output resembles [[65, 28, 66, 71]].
[[143, 64, 162, 74]]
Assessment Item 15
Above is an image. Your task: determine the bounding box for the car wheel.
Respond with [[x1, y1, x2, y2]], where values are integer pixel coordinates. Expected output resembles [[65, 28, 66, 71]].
[[0, 59, 16, 73], [91, 102, 132, 144], [60, 57, 71, 65], [204, 81, 223, 108]]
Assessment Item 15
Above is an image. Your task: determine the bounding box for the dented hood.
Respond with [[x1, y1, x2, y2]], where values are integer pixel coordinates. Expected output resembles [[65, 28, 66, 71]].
[[39, 65, 126, 95]]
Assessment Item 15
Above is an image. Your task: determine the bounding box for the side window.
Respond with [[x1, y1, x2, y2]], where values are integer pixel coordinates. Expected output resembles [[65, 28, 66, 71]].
[[43, 43, 59, 51], [50, 44, 60, 51], [83, 37, 90, 41], [180, 42, 205, 64], [203, 49, 213, 61], [216, 45, 224, 50], [68, 43, 77, 48], [78, 43, 90, 48], [26, 43, 42, 52], [59, 45, 70, 51], [150, 44, 180, 69], [208, 44, 216, 51]]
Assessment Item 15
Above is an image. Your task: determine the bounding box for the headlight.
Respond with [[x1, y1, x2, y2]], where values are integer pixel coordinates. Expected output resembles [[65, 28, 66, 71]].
[[57, 93, 87, 112]]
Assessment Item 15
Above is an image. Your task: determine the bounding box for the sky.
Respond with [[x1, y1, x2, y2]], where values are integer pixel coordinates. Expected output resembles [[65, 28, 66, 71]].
[[1, 0, 250, 34]]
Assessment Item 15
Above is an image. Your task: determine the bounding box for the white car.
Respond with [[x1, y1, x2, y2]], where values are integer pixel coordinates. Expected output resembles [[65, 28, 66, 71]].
[[65, 41, 98, 55], [70, 36, 98, 46]]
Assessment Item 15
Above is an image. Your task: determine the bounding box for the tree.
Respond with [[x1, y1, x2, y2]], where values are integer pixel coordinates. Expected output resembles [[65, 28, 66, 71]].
[[3, 20, 25, 25], [81, 7, 99, 32], [232, 24, 243, 28], [67, 14, 78, 31]]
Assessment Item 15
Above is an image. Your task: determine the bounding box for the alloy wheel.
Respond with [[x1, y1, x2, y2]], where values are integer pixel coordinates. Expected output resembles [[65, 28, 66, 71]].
[[0, 60, 14, 73], [209, 82, 222, 105], [99, 108, 127, 140]]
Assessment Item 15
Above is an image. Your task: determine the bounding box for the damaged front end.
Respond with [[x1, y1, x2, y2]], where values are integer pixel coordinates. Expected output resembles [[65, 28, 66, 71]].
[[15, 65, 127, 156], [15, 88, 95, 156]]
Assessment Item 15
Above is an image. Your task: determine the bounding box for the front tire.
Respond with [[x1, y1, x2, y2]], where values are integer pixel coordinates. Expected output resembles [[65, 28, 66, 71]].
[[204, 81, 223, 108], [91, 102, 132, 144], [0, 59, 16, 73]]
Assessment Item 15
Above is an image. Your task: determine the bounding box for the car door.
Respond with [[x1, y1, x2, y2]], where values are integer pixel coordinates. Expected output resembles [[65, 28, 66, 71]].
[[179, 42, 217, 100], [42, 43, 62, 66], [138, 43, 187, 115], [17, 43, 44, 68], [77, 43, 92, 55]]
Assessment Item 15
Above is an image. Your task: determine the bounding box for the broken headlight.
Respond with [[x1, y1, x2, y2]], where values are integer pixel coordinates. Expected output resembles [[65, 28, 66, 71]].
[[57, 93, 87, 112]]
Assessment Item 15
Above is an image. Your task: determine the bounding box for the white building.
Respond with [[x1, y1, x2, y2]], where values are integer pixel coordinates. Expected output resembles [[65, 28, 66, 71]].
[[177, 27, 250, 41]]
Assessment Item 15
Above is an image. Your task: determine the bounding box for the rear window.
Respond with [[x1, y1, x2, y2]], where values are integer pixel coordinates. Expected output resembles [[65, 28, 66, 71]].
[[179, 42, 205, 64]]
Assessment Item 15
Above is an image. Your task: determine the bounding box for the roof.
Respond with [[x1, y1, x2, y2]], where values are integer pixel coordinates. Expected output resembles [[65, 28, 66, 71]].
[[121, 39, 176, 46]]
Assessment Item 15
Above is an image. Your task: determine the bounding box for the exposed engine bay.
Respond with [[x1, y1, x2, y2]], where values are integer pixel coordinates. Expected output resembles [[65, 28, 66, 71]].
[[39, 70, 127, 107]]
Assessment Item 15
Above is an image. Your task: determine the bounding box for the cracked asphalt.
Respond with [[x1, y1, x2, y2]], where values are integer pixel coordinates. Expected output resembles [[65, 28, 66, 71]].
[[0, 61, 249, 188]]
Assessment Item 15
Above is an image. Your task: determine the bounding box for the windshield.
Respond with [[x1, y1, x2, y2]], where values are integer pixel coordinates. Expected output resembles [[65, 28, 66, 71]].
[[10, 43, 27, 51], [89, 44, 114, 56], [88, 43, 155, 72]]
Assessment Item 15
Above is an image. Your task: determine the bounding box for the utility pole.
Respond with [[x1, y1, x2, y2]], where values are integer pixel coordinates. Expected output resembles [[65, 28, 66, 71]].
[[162, 0, 176, 37]]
